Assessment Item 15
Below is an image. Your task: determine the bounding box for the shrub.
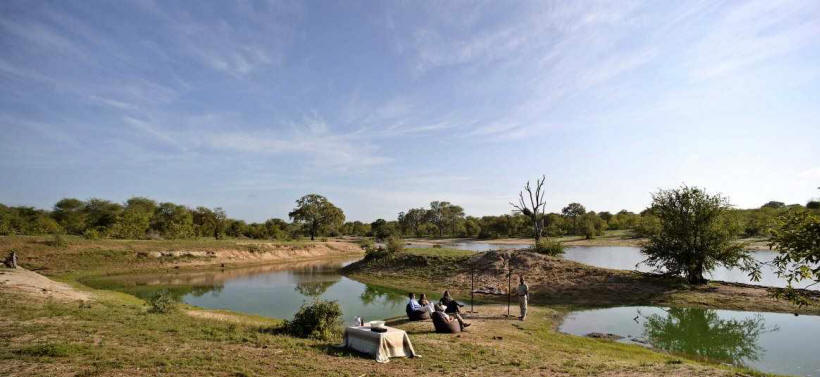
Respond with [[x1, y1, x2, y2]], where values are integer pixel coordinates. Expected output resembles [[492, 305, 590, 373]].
[[386, 237, 404, 254], [357, 238, 375, 251], [246, 244, 262, 253], [48, 233, 68, 248], [532, 239, 564, 256], [147, 290, 177, 314], [283, 299, 342, 340], [432, 244, 442, 248], [82, 228, 101, 240]]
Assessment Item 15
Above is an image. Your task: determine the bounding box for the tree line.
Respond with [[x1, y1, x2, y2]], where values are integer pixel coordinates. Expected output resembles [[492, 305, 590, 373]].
[[340, 199, 818, 241], [1, 194, 817, 241], [0, 195, 344, 241]]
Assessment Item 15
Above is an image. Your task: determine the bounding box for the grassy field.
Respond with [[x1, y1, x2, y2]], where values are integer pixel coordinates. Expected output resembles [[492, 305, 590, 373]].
[[0, 285, 767, 377]]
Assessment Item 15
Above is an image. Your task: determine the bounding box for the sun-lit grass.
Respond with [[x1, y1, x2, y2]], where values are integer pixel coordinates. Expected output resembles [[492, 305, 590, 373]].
[[404, 247, 475, 257]]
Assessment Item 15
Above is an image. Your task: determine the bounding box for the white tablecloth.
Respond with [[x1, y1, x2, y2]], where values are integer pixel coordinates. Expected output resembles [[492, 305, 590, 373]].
[[342, 326, 417, 363]]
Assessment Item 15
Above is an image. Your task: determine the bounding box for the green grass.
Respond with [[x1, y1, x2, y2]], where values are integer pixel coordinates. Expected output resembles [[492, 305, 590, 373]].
[[404, 247, 475, 257]]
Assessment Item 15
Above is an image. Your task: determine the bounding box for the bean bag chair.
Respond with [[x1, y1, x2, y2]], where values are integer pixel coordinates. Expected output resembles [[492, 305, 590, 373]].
[[406, 303, 431, 321], [432, 311, 461, 333]]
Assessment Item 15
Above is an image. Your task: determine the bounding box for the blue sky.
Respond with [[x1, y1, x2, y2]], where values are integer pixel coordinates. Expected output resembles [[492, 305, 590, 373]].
[[1, 0, 819, 222]]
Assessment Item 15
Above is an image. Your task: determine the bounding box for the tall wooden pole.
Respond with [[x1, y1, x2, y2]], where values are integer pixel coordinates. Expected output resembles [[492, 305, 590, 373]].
[[470, 266, 475, 313], [507, 267, 512, 317]]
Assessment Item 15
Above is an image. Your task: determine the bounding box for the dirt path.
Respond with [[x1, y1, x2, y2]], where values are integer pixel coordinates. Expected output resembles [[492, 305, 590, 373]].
[[0, 267, 91, 302]]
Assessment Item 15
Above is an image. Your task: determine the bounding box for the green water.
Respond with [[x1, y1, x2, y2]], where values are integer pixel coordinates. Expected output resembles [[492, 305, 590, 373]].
[[83, 257, 411, 324], [560, 306, 820, 376]]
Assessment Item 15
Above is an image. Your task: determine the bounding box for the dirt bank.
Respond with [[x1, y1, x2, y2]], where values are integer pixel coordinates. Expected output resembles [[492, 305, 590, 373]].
[[0, 267, 91, 302], [344, 250, 820, 314], [0, 236, 363, 276]]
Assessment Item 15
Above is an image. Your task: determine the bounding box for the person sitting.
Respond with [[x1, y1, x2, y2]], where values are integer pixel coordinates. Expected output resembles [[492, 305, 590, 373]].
[[438, 290, 464, 314], [405, 293, 431, 321], [418, 293, 434, 314], [432, 304, 470, 333]]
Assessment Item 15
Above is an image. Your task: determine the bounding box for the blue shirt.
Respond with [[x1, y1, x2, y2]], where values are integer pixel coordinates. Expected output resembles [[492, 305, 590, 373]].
[[408, 298, 422, 311]]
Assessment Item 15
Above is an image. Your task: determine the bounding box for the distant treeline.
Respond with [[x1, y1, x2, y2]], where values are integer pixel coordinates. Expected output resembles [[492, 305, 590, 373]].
[[1, 197, 817, 241], [0, 197, 297, 240], [344, 200, 820, 240]]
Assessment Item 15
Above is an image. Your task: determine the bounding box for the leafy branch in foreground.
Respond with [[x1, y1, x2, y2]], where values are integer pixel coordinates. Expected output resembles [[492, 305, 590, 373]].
[[770, 209, 820, 305]]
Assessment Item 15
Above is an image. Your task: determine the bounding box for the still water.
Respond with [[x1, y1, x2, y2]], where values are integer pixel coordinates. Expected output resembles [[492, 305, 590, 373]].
[[84, 258, 409, 324], [559, 306, 820, 377]]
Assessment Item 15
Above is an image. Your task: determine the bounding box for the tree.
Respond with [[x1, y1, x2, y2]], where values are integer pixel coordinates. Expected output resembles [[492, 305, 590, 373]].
[[111, 197, 156, 239], [83, 198, 122, 233], [808, 201, 820, 210], [288, 194, 344, 241], [511, 175, 548, 243], [427, 201, 451, 237], [770, 209, 820, 301], [442, 204, 465, 236], [52, 198, 86, 234], [561, 202, 586, 234], [762, 201, 785, 209], [641, 185, 760, 285], [152, 202, 195, 239], [398, 208, 427, 237]]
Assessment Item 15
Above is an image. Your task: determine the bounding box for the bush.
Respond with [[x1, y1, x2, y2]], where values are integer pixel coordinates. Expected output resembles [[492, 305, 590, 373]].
[[432, 244, 442, 248], [283, 299, 342, 340], [16, 343, 79, 357], [147, 290, 177, 314], [48, 233, 68, 248], [531, 239, 564, 256], [358, 238, 375, 251], [82, 228, 101, 240], [386, 237, 404, 254]]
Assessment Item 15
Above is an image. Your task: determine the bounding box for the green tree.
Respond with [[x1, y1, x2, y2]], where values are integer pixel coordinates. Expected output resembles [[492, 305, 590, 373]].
[[641, 185, 760, 285], [152, 203, 195, 239], [111, 197, 156, 239], [288, 194, 345, 241], [770, 209, 820, 302], [761, 201, 785, 209], [561, 202, 586, 234], [52, 198, 86, 234], [83, 198, 123, 234]]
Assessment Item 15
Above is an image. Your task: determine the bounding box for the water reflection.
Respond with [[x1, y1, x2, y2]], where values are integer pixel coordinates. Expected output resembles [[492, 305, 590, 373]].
[[642, 307, 770, 364], [559, 306, 820, 377], [84, 257, 410, 323]]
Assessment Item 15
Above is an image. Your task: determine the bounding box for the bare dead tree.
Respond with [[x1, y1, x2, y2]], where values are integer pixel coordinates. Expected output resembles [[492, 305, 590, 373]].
[[510, 175, 547, 243]]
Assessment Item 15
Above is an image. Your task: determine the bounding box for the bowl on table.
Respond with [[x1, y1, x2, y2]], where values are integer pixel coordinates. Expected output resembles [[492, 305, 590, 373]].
[[367, 320, 386, 328]]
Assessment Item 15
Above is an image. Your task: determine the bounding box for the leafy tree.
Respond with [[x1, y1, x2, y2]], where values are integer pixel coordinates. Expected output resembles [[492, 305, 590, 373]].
[[398, 208, 427, 237], [561, 202, 586, 234], [770, 209, 820, 302], [808, 201, 820, 210], [52, 198, 86, 234], [762, 201, 785, 209], [152, 202, 195, 239], [264, 218, 289, 240], [111, 197, 156, 239], [83, 199, 122, 233], [511, 175, 548, 243], [288, 194, 345, 240], [641, 185, 760, 285]]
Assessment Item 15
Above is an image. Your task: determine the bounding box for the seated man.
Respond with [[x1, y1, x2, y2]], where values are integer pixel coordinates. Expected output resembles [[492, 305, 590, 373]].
[[432, 304, 470, 333], [406, 293, 431, 321]]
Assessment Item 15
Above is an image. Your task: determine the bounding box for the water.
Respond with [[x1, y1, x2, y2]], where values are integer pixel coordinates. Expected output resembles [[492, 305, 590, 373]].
[[561, 246, 815, 290], [405, 241, 512, 252], [559, 306, 820, 377], [84, 258, 409, 324]]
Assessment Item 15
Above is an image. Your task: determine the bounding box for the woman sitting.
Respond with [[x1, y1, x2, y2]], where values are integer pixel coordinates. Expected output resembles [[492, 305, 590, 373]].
[[406, 292, 431, 321], [438, 290, 464, 314], [432, 304, 470, 333], [418, 293, 434, 314]]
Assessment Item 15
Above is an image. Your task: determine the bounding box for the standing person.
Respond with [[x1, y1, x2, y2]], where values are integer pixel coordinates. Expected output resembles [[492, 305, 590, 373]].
[[517, 276, 529, 321]]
